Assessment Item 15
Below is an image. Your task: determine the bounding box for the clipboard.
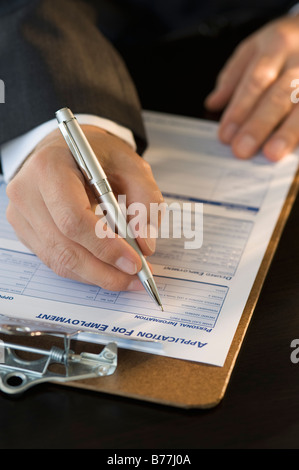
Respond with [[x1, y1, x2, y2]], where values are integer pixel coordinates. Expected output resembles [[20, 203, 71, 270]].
[[0, 169, 298, 408]]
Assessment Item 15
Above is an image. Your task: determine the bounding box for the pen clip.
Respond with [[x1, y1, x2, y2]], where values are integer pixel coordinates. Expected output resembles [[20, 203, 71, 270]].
[[59, 121, 93, 181]]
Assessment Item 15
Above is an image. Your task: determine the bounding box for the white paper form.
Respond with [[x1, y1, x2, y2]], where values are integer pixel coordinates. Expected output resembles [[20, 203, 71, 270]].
[[0, 111, 298, 366]]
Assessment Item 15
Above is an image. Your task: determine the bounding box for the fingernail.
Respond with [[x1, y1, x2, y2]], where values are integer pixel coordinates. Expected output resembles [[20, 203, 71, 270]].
[[221, 122, 238, 142], [265, 138, 287, 160], [115, 256, 138, 275], [143, 224, 157, 254], [235, 134, 257, 158]]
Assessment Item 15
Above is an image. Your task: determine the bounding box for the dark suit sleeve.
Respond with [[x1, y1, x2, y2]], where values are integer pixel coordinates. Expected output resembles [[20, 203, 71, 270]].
[[0, 0, 147, 154]]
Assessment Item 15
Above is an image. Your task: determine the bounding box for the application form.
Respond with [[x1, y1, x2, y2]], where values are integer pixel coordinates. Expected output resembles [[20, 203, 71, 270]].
[[0, 111, 298, 366]]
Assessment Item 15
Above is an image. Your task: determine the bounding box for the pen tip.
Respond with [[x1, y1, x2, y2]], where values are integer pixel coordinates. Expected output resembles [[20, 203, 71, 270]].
[[161, 306, 164, 312]]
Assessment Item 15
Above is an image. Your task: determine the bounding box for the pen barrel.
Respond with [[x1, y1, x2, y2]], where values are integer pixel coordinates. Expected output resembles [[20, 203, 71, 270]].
[[66, 119, 107, 182], [56, 107, 107, 183], [96, 191, 152, 283]]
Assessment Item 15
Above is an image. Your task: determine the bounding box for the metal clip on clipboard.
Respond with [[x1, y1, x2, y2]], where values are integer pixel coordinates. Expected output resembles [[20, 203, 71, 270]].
[[0, 315, 118, 395]]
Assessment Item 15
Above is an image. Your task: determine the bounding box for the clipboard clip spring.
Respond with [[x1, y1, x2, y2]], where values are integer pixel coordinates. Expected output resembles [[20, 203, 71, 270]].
[[0, 321, 118, 395]]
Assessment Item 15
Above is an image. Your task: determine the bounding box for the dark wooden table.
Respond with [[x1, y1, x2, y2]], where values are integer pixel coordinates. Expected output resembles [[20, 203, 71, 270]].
[[1, 179, 299, 450]]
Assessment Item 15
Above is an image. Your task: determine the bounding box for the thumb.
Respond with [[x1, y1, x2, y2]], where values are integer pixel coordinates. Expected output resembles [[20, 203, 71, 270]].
[[118, 158, 164, 257]]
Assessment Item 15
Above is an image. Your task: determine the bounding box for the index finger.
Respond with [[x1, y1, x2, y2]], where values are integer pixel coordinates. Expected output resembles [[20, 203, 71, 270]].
[[37, 153, 143, 274]]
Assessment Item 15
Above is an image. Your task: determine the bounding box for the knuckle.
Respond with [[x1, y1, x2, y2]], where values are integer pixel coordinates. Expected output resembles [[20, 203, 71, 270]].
[[140, 159, 152, 174], [5, 203, 14, 226], [56, 207, 83, 240], [5, 206, 20, 236], [98, 275, 115, 291], [245, 63, 277, 94], [29, 148, 46, 170], [269, 84, 291, 108], [244, 119, 266, 135], [93, 232, 119, 261], [6, 178, 21, 204], [94, 239, 112, 261], [25, 147, 50, 177], [245, 74, 265, 95], [255, 65, 277, 86], [99, 271, 128, 291], [50, 244, 79, 278], [285, 67, 299, 87], [274, 27, 293, 50], [152, 189, 164, 205], [29, 145, 71, 179], [6, 154, 42, 206]]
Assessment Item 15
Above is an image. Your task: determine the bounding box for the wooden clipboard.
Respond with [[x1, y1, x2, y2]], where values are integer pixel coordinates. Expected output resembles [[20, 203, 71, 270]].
[[59, 170, 299, 409]]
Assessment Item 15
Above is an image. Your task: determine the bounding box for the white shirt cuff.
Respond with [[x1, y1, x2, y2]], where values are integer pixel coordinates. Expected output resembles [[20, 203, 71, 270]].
[[0, 114, 136, 182]]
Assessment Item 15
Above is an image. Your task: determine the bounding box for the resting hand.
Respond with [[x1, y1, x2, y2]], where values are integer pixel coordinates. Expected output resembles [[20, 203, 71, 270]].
[[6, 126, 163, 291], [205, 15, 299, 161]]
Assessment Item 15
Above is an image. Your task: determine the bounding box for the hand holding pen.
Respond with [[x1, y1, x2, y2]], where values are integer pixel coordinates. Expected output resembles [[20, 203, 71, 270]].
[[6, 111, 164, 303], [56, 108, 163, 309]]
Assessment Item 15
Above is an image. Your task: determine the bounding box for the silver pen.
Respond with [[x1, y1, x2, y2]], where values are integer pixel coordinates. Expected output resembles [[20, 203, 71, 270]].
[[56, 107, 164, 311]]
